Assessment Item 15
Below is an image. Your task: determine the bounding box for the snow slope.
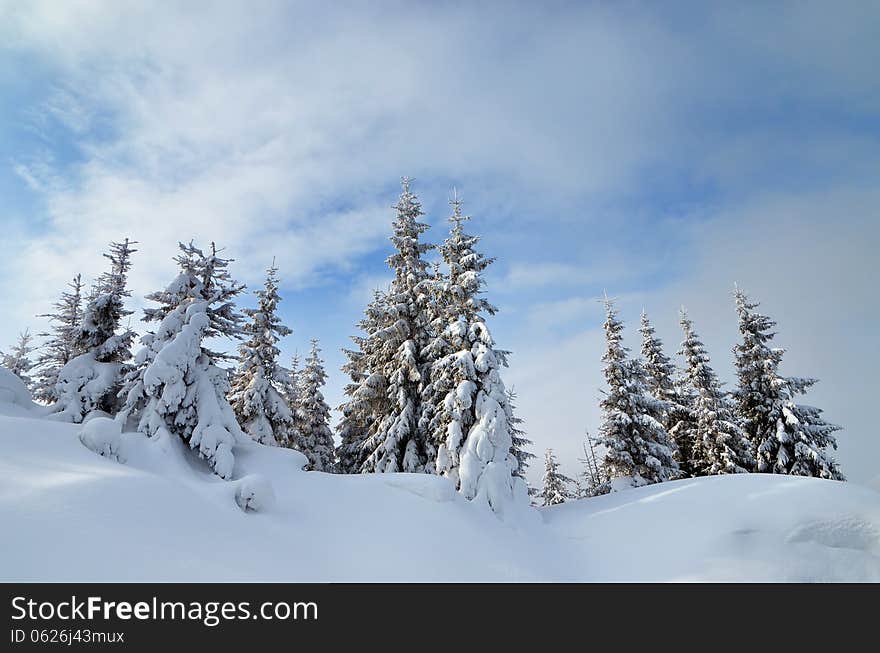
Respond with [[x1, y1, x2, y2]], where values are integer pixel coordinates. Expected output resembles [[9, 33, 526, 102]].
[[1, 374, 878, 582]]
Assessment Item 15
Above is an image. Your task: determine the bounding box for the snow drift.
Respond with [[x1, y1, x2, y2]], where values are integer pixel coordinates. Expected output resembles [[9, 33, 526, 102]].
[[0, 376, 878, 582]]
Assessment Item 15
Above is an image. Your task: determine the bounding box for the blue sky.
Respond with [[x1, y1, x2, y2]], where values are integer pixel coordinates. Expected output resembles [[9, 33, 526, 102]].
[[1, 1, 878, 487]]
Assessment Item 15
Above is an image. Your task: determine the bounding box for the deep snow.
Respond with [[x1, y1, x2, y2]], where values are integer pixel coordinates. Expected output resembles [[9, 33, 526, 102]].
[[1, 371, 878, 582]]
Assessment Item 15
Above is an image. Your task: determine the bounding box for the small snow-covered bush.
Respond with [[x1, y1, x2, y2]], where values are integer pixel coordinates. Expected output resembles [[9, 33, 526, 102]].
[[234, 474, 276, 513], [78, 416, 124, 462], [0, 366, 36, 410]]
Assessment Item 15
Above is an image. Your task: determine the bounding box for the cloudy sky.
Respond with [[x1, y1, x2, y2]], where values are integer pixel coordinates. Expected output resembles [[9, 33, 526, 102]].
[[1, 1, 878, 487]]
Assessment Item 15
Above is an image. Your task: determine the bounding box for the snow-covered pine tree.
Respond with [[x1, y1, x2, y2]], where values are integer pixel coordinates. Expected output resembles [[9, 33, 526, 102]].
[[418, 194, 527, 513], [507, 388, 536, 488], [417, 260, 451, 456], [576, 430, 607, 497], [335, 289, 392, 474], [33, 274, 84, 403], [360, 178, 434, 473], [434, 317, 526, 514], [540, 449, 574, 506], [678, 309, 754, 476], [597, 298, 679, 488], [280, 352, 301, 415], [53, 240, 138, 421], [72, 239, 137, 361], [639, 310, 692, 476], [118, 241, 245, 479], [733, 288, 844, 480], [428, 193, 498, 482], [295, 339, 336, 471], [228, 263, 294, 447], [1, 329, 36, 392]]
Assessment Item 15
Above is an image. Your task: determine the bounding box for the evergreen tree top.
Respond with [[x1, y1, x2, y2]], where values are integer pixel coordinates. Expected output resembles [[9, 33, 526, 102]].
[[94, 238, 138, 301], [734, 286, 779, 345], [440, 191, 497, 320], [143, 241, 245, 359], [1, 329, 36, 379], [387, 177, 432, 286], [640, 310, 679, 393], [304, 339, 327, 382], [678, 309, 715, 384], [242, 262, 291, 338], [38, 274, 84, 336], [602, 296, 629, 366]]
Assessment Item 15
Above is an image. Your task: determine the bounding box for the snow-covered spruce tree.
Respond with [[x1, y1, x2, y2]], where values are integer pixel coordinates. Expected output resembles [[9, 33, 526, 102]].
[[733, 288, 843, 480], [427, 194, 501, 482], [441, 318, 527, 514], [72, 239, 137, 361], [118, 241, 245, 479], [280, 352, 302, 418], [359, 178, 434, 473], [336, 290, 388, 473], [678, 309, 754, 476], [33, 274, 84, 404], [54, 239, 138, 421], [1, 329, 36, 392], [597, 298, 679, 488], [576, 431, 607, 498], [507, 388, 536, 489], [295, 339, 336, 471], [417, 260, 451, 455], [639, 311, 693, 476], [540, 449, 574, 506], [228, 263, 294, 447]]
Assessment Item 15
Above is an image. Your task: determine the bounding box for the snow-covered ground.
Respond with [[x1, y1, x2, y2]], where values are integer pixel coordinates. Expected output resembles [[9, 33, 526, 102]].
[[1, 371, 878, 582]]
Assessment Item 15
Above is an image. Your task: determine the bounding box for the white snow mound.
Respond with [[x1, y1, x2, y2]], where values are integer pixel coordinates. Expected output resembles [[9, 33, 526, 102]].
[[234, 474, 276, 513], [1, 408, 879, 581], [0, 367, 39, 416]]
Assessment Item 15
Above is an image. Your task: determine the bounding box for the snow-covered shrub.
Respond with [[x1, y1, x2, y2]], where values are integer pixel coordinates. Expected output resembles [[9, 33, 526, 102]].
[[234, 474, 276, 513], [0, 366, 36, 410], [78, 416, 124, 461], [52, 353, 123, 423]]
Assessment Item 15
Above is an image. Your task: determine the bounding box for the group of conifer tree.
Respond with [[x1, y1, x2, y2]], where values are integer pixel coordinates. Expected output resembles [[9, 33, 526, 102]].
[[3, 239, 335, 479], [2, 177, 844, 515], [540, 293, 845, 505], [334, 179, 533, 513], [2, 179, 533, 515]]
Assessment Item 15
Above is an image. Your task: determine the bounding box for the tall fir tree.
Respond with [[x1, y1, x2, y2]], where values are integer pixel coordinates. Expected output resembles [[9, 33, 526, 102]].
[[295, 339, 336, 471], [54, 240, 137, 421], [507, 388, 536, 488], [443, 318, 525, 514], [119, 241, 245, 479], [597, 298, 679, 487], [639, 311, 691, 475], [540, 449, 574, 506], [576, 431, 607, 497], [335, 289, 392, 474], [678, 309, 754, 476], [280, 352, 301, 417], [422, 194, 526, 514], [1, 329, 36, 392], [359, 178, 434, 473], [733, 288, 843, 480], [33, 274, 83, 404], [72, 239, 138, 362], [229, 263, 295, 447], [428, 194, 501, 482]]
